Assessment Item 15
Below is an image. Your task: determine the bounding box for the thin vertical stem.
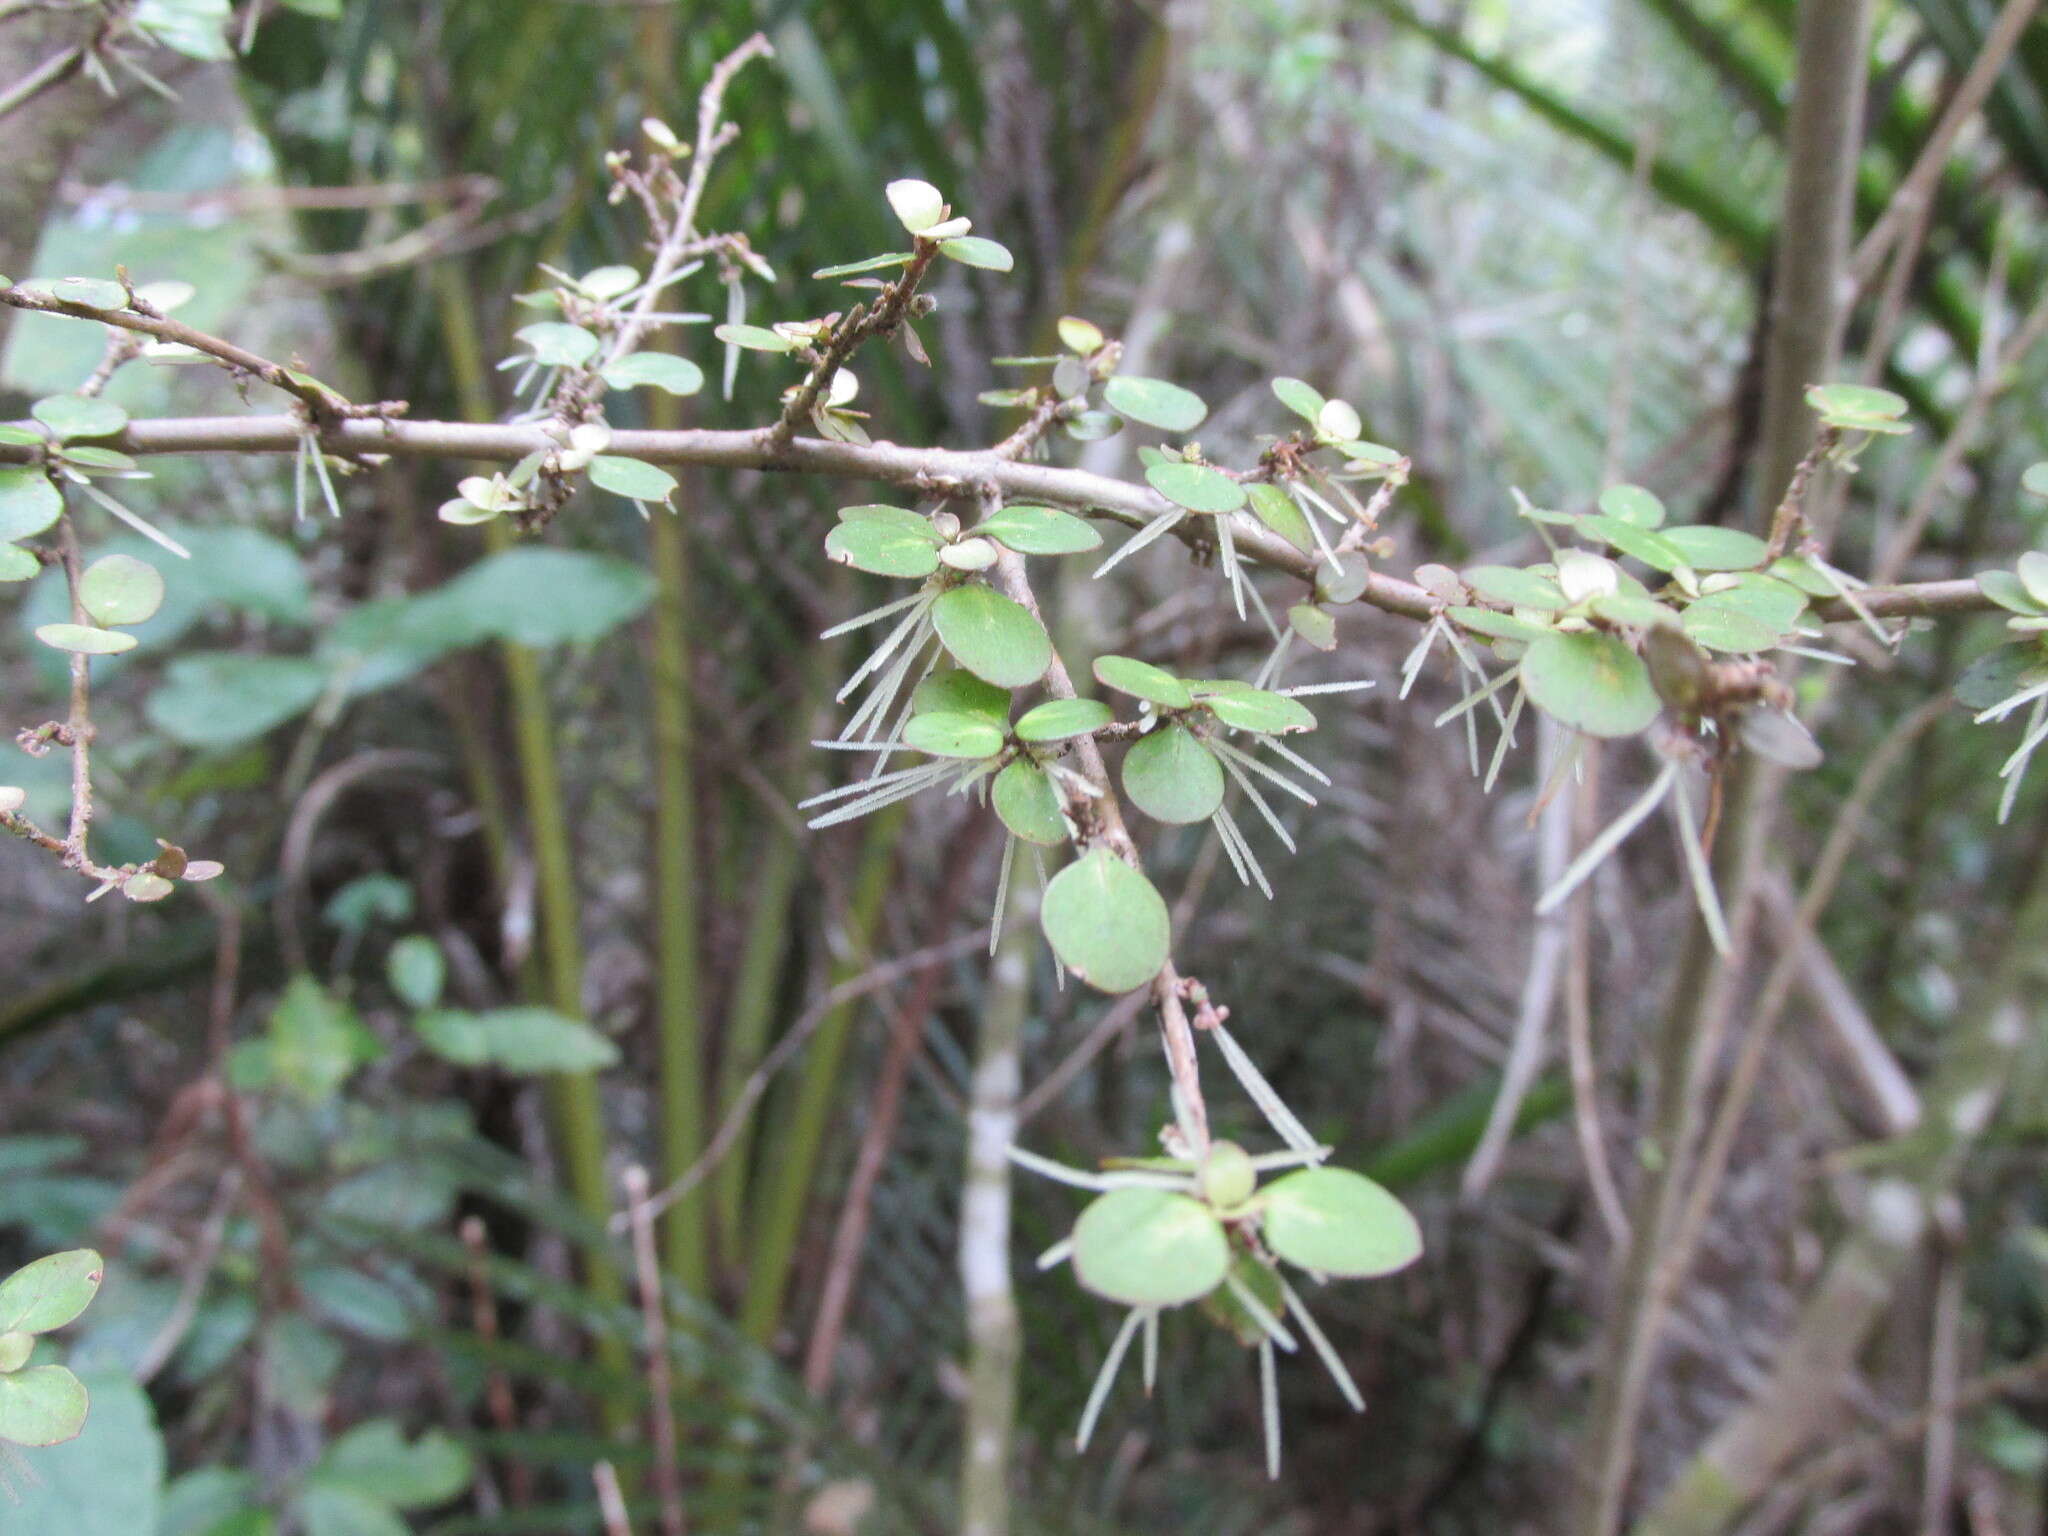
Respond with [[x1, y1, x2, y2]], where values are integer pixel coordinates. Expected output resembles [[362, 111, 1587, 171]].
[[624, 1166, 688, 1536]]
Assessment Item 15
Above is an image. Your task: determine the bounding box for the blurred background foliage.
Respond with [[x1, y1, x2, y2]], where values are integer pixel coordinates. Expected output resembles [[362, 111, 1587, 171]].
[[4, 0, 2048, 1532]]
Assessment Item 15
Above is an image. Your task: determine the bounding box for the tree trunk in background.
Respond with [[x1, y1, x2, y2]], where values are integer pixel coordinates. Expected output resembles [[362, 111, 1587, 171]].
[[0, 16, 101, 354]]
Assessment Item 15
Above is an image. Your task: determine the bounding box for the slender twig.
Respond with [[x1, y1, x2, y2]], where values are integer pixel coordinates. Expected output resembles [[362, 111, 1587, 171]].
[[460, 1215, 532, 1508], [622, 932, 991, 1230], [592, 1463, 636, 1536], [623, 1167, 687, 1536], [0, 39, 84, 122]]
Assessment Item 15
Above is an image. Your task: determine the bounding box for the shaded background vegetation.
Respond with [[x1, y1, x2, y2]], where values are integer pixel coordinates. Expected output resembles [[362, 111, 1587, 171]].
[[4, 1, 2048, 1532]]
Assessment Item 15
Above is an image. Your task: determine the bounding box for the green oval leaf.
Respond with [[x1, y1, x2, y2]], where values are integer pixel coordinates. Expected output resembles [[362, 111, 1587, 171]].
[[1014, 697, 1111, 743], [2023, 463, 2048, 499], [1581, 516, 1688, 572], [992, 758, 1067, 845], [1260, 1167, 1422, 1278], [147, 653, 328, 745], [1463, 564, 1569, 611], [1093, 654, 1192, 710], [1659, 525, 1769, 572], [1598, 484, 1667, 529], [1977, 569, 2048, 617], [0, 1251, 104, 1335], [32, 395, 127, 443], [386, 935, 445, 1011], [600, 353, 704, 396], [0, 543, 40, 582], [823, 520, 942, 579], [49, 277, 126, 310], [1122, 723, 1225, 824], [36, 622, 135, 655], [78, 553, 163, 627], [974, 504, 1102, 555], [414, 1007, 620, 1073], [1246, 482, 1313, 554], [1449, 605, 1554, 644], [931, 584, 1051, 688], [1288, 602, 1337, 651], [938, 236, 1014, 271], [0, 469, 60, 542], [1518, 631, 1660, 738], [586, 455, 677, 505], [1040, 847, 1170, 994], [1071, 1188, 1229, 1307], [713, 322, 797, 353], [1104, 376, 1208, 433], [902, 710, 1006, 759], [2019, 552, 2048, 609], [1270, 376, 1325, 423], [513, 322, 600, 368], [1189, 679, 1316, 735], [912, 668, 1010, 724], [1806, 382, 1907, 421], [0, 1332, 29, 1373], [1144, 461, 1245, 514], [0, 1365, 89, 1447]]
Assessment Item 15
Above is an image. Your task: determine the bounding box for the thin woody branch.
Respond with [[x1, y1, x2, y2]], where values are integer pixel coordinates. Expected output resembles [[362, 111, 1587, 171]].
[[0, 412, 2001, 623]]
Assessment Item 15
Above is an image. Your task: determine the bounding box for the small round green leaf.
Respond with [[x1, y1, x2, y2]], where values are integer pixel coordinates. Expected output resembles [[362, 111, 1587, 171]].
[[600, 353, 704, 396], [0, 544, 40, 582], [1315, 552, 1372, 605], [839, 503, 934, 533], [1014, 697, 1111, 743], [938, 236, 1014, 271], [1315, 397, 1362, 443], [974, 504, 1102, 555], [1680, 595, 1780, 653], [0, 1365, 89, 1447], [415, 1006, 621, 1073], [1588, 592, 1672, 631], [1450, 606, 1553, 644], [2023, 463, 2048, 499], [1271, 376, 1325, 423], [515, 322, 600, 368], [0, 1251, 103, 1335], [1145, 461, 1244, 513], [1190, 679, 1316, 735], [938, 536, 999, 572], [1289, 602, 1337, 651], [824, 519, 942, 579], [587, 455, 677, 504], [713, 323, 797, 352], [1954, 645, 2048, 712], [1093, 654, 1191, 710], [1122, 723, 1225, 824], [36, 623, 136, 655], [123, 871, 174, 903], [1040, 848, 1171, 994], [902, 710, 1006, 759], [2018, 552, 2048, 609], [0, 1332, 30, 1373], [1978, 569, 2048, 617], [1518, 631, 1659, 738], [78, 553, 164, 627], [50, 277, 126, 310], [886, 178, 945, 233], [1247, 482, 1313, 554], [1659, 525, 1769, 572], [1057, 316, 1103, 354], [1200, 1142, 1258, 1209], [992, 758, 1067, 845], [1071, 1188, 1229, 1307], [931, 584, 1052, 688], [1260, 1168, 1422, 1279], [1104, 376, 1208, 434], [1806, 382, 1906, 421], [1768, 556, 1838, 597], [911, 668, 1009, 725], [1598, 484, 1667, 529], [31, 395, 126, 443], [1463, 564, 1569, 612], [386, 935, 446, 1010], [1581, 516, 1688, 572]]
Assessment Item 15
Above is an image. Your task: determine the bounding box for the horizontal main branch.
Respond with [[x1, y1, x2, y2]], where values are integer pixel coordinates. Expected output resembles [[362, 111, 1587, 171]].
[[0, 414, 1999, 623]]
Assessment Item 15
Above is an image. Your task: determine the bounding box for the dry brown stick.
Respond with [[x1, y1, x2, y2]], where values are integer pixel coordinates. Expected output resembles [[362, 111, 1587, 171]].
[[593, 1462, 636, 1536], [1654, 695, 1947, 1300], [623, 1166, 687, 1536], [801, 817, 994, 1396], [624, 931, 992, 1230], [460, 1215, 533, 1509]]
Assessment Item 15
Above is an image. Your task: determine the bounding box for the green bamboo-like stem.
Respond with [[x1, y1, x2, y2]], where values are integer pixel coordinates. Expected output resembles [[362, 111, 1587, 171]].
[[711, 748, 811, 1259], [429, 257, 623, 1317], [636, 1, 711, 1302], [738, 814, 900, 1346], [648, 505, 709, 1295], [1573, 6, 1871, 1531]]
